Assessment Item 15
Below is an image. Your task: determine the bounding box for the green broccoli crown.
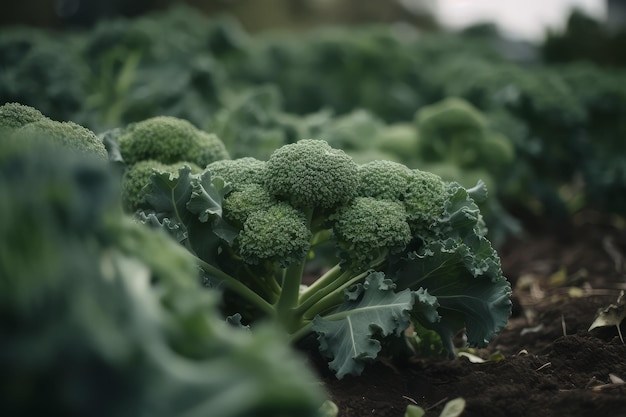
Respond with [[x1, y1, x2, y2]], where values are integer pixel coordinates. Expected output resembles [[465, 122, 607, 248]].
[[118, 116, 230, 167], [0, 102, 47, 130], [403, 169, 448, 237], [14, 118, 108, 160], [222, 183, 276, 226], [416, 98, 487, 167], [357, 159, 415, 200], [357, 160, 448, 238], [331, 196, 412, 270], [264, 139, 359, 210], [206, 157, 266, 191], [237, 202, 312, 267], [121, 160, 202, 213]]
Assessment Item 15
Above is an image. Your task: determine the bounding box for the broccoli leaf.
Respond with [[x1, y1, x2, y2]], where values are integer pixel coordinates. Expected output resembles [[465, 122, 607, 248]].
[[187, 171, 230, 223], [145, 165, 195, 224], [312, 272, 414, 378], [392, 237, 512, 353], [140, 165, 236, 264], [137, 211, 188, 243]]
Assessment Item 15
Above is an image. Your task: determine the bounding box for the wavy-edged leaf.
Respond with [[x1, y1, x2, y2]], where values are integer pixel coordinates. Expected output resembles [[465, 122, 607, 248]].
[[392, 237, 511, 352], [144, 165, 195, 223], [187, 171, 231, 223], [312, 272, 414, 378], [136, 211, 188, 243]]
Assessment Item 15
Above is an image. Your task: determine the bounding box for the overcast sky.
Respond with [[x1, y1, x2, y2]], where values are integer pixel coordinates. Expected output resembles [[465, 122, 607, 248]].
[[435, 0, 607, 41]]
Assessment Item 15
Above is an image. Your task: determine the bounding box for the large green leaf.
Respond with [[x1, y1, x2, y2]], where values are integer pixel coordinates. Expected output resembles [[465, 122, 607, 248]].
[[144, 165, 195, 224], [392, 236, 511, 352], [312, 272, 414, 378], [139, 166, 237, 263], [186, 170, 231, 223]]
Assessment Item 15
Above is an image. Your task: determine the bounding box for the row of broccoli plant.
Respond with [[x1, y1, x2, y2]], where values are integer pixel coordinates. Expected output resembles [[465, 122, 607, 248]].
[[0, 103, 327, 416], [95, 106, 513, 378]]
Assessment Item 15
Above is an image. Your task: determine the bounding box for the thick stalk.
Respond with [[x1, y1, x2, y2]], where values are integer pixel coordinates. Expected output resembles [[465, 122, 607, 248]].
[[273, 207, 314, 333], [274, 260, 306, 332]]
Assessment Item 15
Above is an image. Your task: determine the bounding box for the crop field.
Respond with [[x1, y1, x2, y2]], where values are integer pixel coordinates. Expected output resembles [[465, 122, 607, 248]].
[[1, 4, 625, 417]]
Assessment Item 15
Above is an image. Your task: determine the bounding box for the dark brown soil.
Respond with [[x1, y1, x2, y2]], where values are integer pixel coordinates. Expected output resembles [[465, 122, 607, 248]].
[[311, 210, 626, 417]]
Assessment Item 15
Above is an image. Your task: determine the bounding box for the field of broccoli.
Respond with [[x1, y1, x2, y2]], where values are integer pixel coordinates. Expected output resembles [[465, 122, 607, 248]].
[[1, 4, 626, 417]]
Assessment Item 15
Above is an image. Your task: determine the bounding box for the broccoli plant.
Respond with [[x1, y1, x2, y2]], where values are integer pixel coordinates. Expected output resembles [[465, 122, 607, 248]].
[[135, 138, 512, 378]]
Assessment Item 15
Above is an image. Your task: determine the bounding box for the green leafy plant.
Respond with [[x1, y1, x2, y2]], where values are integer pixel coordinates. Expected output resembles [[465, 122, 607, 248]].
[[135, 138, 512, 378]]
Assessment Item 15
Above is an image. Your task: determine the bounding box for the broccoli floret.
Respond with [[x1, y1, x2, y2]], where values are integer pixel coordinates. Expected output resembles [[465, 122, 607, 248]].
[[13, 118, 108, 160], [357, 160, 448, 237], [357, 159, 415, 201], [222, 183, 275, 226], [237, 202, 312, 267], [331, 197, 412, 270], [206, 157, 266, 191], [403, 169, 449, 237], [118, 116, 230, 167], [0, 102, 47, 130], [264, 139, 359, 211], [121, 160, 202, 212]]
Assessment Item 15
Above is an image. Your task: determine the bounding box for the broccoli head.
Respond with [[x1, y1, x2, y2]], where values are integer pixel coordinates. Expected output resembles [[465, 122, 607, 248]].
[[416, 97, 487, 169], [237, 202, 312, 267], [222, 183, 276, 226], [206, 157, 266, 191], [12, 117, 108, 160], [403, 169, 449, 237], [264, 139, 359, 211], [357, 159, 415, 201], [118, 116, 230, 167], [0, 102, 47, 130], [357, 160, 448, 237], [331, 196, 412, 270]]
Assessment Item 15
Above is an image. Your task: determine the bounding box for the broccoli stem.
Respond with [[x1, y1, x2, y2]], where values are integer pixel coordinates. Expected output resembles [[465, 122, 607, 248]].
[[294, 267, 351, 316], [301, 271, 371, 320], [274, 260, 306, 332], [297, 264, 343, 304], [195, 257, 275, 317], [273, 207, 315, 333]]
